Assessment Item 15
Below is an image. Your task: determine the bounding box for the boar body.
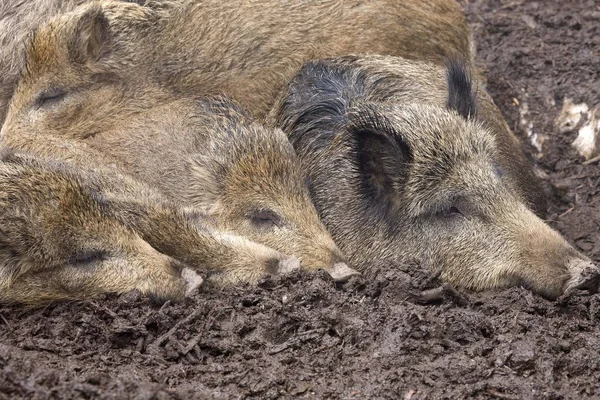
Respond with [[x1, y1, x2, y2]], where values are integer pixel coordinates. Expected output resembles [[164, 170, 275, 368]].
[[270, 56, 599, 299], [83, 97, 353, 278], [1, 0, 471, 133], [0, 146, 300, 304], [3, 0, 590, 299], [1, 0, 370, 303], [0, 94, 356, 304]]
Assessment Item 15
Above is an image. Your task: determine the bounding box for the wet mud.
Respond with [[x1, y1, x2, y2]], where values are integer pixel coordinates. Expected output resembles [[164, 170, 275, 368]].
[[1, 1, 599, 398]]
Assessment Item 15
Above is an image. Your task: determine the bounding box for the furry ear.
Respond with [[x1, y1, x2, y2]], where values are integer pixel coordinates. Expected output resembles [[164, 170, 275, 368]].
[[69, 5, 112, 64], [274, 59, 362, 152], [446, 59, 477, 120], [187, 156, 225, 215], [349, 110, 412, 207]]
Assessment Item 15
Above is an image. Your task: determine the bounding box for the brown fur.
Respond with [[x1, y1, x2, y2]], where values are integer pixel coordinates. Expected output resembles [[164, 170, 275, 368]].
[[0, 151, 189, 304], [1, 0, 472, 135], [81, 97, 350, 277], [0, 134, 301, 305], [1, 0, 389, 303], [4, 0, 578, 299], [0, 0, 92, 127], [269, 55, 600, 299]]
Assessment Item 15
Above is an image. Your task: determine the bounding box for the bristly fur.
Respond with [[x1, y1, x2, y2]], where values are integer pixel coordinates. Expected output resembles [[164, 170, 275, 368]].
[[445, 59, 477, 120], [0, 141, 298, 305], [0, 0, 91, 127], [1, 0, 475, 129], [271, 54, 597, 300]]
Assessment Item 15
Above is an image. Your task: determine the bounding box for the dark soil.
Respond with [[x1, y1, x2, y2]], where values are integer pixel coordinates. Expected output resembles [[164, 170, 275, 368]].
[[1, 1, 600, 399]]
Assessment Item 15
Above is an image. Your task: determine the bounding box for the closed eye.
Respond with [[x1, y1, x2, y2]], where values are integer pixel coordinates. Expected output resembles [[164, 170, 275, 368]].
[[34, 88, 67, 109], [248, 209, 282, 229], [72, 249, 110, 265], [446, 206, 464, 217], [437, 206, 465, 219]]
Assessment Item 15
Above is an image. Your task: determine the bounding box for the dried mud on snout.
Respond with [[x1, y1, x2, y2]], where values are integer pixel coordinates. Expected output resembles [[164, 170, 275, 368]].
[[1, 1, 600, 399]]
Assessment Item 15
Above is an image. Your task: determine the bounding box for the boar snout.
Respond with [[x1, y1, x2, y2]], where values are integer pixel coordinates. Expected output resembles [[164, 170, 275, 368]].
[[503, 206, 600, 300], [564, 258, 600, 297], [306, 244, 361, 282], [181, 267, 204, 297], [268, 255, 301, 275], [328, 262, 361, 282]]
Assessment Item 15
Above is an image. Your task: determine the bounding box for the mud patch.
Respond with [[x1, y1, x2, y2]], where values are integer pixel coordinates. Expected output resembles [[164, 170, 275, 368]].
[[1, 0, 600, 398]]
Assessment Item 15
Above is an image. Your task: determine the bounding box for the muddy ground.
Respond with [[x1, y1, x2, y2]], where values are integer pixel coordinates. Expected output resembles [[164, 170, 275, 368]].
[[1, 0, 600, 399]]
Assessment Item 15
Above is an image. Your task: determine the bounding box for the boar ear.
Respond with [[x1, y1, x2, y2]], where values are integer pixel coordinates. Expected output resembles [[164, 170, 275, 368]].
[[187, 157, 225, 215], [446, 59, 477, 120], [69, 6, 112, 64], [274, 59, 360, 150], [349, 111, 413, 206]]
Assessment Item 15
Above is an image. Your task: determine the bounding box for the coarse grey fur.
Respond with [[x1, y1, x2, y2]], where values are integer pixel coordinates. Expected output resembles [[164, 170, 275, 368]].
[[269, 55, 600, 299]]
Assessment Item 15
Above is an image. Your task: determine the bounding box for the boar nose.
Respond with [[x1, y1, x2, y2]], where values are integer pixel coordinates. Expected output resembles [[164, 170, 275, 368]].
[[327, 262, 361, 282], [322, 250, 361, 282], [181, 267, 204, 296], [276, 256, 301, 274], [564, 258, 600, 296], [265, 255, 301, 276]]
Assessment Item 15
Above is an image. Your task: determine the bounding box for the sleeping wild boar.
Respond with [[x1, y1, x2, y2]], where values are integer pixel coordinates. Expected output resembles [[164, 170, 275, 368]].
[[82, 97, 358, 282], [0, 146, 302, 304], [269, 55, 600, 299], [0, 0, 472, 133]]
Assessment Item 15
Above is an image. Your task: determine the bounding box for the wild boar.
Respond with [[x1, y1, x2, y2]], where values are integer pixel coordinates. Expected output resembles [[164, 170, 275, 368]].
[[80, 96, 356, 281], [0, 146, 301, 304], [0, 0, 472, 134], [1, 0, 366, 300], [0, 0, 90, 127], [269, 55, 600, 299]]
